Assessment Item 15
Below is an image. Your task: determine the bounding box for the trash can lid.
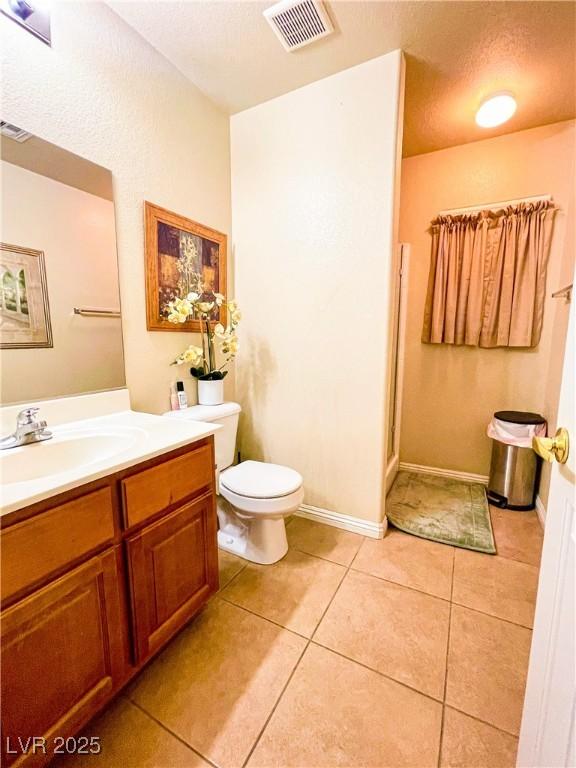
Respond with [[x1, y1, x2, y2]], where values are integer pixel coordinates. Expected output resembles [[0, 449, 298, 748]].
[[494, 410, 546, 425]]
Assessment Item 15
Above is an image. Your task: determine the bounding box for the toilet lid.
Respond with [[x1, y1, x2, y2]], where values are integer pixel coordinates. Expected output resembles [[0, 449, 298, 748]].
[[220, 460, 303, 499]]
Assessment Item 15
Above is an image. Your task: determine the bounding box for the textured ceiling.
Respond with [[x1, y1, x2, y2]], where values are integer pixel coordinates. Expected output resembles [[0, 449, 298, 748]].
[[110, 1, 576, 156]]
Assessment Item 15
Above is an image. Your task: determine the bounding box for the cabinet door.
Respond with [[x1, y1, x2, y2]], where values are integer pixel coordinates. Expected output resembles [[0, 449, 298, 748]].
[[126, 492, 218, 662], [1, 548, 126, 767]]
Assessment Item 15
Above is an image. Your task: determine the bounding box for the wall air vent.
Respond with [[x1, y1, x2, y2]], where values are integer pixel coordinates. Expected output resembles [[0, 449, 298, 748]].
[[263, 0, 333, 52], [0, 121, 32, 142]]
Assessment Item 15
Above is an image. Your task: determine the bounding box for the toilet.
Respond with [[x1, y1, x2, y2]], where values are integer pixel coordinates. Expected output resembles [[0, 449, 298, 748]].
[[164, 402, 303, 564]]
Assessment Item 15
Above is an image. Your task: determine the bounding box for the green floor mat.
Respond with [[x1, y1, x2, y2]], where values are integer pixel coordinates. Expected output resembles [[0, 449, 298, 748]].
[[387, 471, 496, 554]]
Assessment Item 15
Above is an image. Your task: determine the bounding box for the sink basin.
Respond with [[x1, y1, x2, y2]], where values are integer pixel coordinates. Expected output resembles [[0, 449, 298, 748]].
[[0, 427, 144, 484], [0, 407, 220, 516]]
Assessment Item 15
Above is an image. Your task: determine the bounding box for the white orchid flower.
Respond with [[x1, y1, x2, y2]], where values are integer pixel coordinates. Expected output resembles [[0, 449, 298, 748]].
[[168, 292, 239, 374], [166, 297, 194, 323], [172, 344, 204, 367]]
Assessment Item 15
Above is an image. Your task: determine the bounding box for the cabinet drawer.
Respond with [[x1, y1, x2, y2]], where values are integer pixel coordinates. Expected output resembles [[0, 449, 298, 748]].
[[121, 443, 213, 530], [1, 487, 115, 604]]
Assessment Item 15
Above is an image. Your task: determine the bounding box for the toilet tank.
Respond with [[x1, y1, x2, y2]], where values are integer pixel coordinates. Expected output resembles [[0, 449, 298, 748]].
[[164, 402, 241, 473]]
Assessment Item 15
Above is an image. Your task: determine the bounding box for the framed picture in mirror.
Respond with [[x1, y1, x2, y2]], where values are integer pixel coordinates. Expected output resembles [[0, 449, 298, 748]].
[[1, 123, 125, 403], [144, 202, 227, 332], [0, 242, 53, 349]]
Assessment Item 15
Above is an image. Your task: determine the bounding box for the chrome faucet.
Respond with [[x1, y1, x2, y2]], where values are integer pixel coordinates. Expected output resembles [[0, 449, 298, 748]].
[[0, 407, 53, 450]]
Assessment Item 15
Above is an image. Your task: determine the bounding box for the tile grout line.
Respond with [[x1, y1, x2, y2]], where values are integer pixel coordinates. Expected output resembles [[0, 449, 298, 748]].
[[349, 562, 453, 602], [449, 598, 535, 631], [309, 551, 354, 642], [240, 631, 310, 768], [304, 637, 522, 739], [348, 563, 535, 631], [218, 560, 248, 593], [438, 545, 456, 768], [263, 516, 538, 621], [440, 703, 521, 740], [216, 594, 310, 640], [307, 639, 445, 705], [288, 543, 361, 567], [128, 698, 222, 768], [240, 541, 362, 768], [489, 507, 544, 569]]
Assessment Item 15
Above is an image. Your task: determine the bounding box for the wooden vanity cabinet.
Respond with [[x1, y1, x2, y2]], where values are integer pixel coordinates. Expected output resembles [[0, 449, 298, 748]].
[[0, 437, 218, 768]]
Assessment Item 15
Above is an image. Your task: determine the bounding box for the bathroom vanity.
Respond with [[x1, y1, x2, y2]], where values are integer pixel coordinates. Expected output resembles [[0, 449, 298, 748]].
[[0, 123, 224, 766], [0, 418, 219, 767]]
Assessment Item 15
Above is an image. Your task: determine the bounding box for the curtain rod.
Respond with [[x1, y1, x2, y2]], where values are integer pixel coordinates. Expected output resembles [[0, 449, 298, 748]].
[[438, 194, 552, 216]]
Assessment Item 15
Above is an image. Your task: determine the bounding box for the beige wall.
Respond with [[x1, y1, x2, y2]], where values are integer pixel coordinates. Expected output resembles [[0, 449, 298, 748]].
[[0, 2, 231, 414], [399, 120, 575, 506], [1, 161, 124, 402], [231, 52, 404, 524]]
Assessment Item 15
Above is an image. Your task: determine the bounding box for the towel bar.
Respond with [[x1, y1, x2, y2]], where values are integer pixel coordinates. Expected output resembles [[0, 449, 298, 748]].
[[73, 307, 121, 318]]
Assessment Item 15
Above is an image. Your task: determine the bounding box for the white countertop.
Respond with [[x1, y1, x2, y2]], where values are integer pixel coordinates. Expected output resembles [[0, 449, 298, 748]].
[[0, 409, 220, 517]]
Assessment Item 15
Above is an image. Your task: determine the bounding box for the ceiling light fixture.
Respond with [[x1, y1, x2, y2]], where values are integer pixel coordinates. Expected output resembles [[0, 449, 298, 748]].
[[475, 93, 517, 128]]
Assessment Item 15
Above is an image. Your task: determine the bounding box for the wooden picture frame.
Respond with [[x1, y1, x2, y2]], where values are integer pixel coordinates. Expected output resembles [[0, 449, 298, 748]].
[[0, 243, 53, 349], [144, 202, 227, 333]]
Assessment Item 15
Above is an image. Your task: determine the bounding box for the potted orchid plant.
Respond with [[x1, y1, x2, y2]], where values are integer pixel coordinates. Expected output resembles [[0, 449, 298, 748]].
[[168, 291, 241, 406]]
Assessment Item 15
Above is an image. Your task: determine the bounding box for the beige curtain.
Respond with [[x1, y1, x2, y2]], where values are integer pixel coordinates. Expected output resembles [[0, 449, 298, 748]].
[[422, 201, 557, 348]]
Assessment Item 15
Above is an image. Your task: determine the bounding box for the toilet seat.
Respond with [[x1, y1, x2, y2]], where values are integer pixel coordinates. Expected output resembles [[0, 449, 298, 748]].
[[220, 460, 303, 498], [219, 460, 304, 517]]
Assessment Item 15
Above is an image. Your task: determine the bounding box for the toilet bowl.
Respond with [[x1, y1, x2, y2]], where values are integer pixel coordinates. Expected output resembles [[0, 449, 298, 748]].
[[163, 403, 303, 564], [218, 460, 304, 563]]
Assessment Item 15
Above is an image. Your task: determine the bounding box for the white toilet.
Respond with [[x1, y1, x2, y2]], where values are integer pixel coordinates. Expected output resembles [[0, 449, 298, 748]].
[[164, 402, 303, 564]]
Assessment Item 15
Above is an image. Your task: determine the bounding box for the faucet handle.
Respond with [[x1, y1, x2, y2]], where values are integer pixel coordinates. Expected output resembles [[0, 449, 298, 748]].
[[17, 407, 41, 426]]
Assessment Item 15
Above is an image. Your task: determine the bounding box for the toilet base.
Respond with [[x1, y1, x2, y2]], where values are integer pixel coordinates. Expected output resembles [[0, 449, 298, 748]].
[[217, 501, 288, 565]]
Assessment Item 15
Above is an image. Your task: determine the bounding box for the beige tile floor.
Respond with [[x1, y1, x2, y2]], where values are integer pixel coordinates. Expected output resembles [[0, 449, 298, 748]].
[[58, 506, 543, 768]]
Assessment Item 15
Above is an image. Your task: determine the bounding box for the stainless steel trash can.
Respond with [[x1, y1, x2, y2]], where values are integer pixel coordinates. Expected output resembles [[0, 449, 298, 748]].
[[486, 410, 546, 510]]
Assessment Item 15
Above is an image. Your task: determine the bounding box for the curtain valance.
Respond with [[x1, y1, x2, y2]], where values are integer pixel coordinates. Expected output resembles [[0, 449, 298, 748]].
[[422, 201, 557, 348]]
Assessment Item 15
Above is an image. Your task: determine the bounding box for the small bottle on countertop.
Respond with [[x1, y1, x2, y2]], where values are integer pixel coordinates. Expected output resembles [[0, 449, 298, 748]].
[[170, 382, 180, 411], [176, 381, 188, 409]]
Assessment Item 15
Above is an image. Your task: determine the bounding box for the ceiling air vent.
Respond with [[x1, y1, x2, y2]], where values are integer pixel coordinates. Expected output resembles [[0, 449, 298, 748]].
[[264, 0, 333, 52], [0, 121, 32, 143]]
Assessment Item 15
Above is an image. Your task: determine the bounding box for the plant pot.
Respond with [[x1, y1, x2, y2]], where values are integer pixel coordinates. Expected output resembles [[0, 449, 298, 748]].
[[197, 379, 225, 406]]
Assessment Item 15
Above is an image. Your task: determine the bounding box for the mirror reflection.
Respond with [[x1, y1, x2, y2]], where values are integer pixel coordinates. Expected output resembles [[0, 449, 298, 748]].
[[0, 125, 125, 403]]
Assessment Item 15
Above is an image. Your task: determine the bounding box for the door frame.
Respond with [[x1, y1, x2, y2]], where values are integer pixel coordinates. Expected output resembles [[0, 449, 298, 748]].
[[385, 242, 410, 494]]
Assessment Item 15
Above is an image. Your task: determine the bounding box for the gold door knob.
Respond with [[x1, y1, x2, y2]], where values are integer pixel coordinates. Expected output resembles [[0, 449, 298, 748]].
[[532, 428, 570, 464]]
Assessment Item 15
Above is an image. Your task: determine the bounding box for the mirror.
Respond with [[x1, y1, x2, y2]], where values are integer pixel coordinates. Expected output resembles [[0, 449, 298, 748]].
[[0, 124, 125, 404]]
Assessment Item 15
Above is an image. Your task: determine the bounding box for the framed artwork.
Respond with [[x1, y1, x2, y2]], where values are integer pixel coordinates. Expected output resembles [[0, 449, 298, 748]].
[[0, 243, 53, 349], [145, 202, 227, 332]]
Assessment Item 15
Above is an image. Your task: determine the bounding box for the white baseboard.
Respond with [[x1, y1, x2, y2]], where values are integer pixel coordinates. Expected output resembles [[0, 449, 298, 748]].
[[296, 504, 386, 540], [535, 494, 546, 527], [398, 461, 489, 485]]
